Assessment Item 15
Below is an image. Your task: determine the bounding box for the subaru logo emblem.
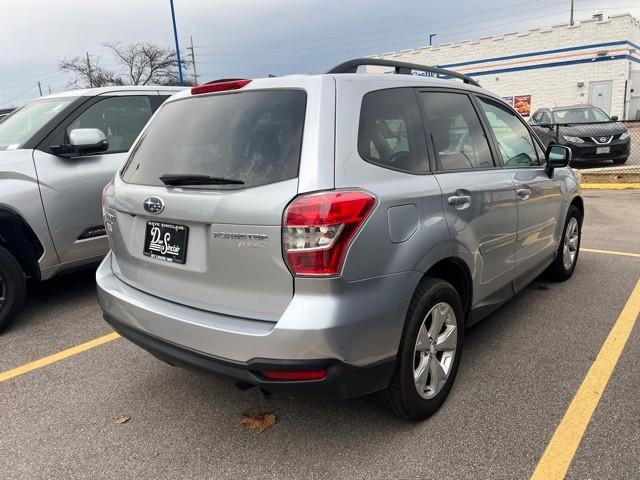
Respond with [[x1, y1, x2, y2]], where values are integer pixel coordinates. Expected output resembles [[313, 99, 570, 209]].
[[143, 196, 164, 215]]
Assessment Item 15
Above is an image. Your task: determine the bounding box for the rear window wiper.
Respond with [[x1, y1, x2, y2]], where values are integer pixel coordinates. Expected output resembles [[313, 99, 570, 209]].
[[159, 174, 245, 186]]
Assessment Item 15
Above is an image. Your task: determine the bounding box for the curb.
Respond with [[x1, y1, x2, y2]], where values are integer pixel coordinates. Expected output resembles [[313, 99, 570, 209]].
[[582, 183, 640, 190]]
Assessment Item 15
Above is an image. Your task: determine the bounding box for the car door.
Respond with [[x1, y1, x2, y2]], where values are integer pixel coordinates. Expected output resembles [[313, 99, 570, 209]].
[[475, 95, 564, 288], [33, 93, 155, 264], [418, 89, 518, 305]]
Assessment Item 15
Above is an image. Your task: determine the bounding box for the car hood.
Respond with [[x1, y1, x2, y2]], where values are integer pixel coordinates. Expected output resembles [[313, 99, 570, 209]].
[[558, 122, 627, 137]]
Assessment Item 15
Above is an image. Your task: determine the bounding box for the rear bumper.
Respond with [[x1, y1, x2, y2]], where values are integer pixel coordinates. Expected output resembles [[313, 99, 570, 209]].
[[105, 313, 394, 399], [97, 253, 418, 398]]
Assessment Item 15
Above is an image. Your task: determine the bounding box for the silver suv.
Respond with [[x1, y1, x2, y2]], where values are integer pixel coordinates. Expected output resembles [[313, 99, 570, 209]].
[[0, 86, 182, 330], [97, 60, 583, 420]]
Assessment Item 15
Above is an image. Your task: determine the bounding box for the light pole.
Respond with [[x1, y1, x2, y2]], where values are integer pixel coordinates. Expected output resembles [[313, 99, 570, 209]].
[[169, 0, 185, 86], [429, 34, 437, 46]]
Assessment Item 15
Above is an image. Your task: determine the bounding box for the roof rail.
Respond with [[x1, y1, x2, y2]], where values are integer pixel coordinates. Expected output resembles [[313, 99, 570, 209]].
[[326, 58, 480, 87]]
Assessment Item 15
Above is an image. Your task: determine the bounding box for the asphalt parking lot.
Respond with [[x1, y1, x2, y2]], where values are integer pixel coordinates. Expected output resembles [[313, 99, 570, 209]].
[[1, 189, 639, 480]]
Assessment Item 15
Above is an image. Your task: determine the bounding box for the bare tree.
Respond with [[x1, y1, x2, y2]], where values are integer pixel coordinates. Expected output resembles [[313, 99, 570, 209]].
[[59, 53, 123, 88], [59, 42, 190, 88], [104, 42, 189, 86]]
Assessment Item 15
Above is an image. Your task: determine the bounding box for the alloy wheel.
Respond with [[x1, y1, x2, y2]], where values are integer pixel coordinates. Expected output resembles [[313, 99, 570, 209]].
[[413, 302, 458, 399], [563, 217, 579, 271]]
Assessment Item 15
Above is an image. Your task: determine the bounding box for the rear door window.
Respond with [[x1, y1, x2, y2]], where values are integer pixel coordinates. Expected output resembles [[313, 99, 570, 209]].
[[419, 91, 494, 171], [121, 90, 306, 188], [357, 88, 428, 173]]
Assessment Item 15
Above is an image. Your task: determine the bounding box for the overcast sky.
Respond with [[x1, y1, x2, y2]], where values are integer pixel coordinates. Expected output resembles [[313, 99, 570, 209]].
[[1, 0, 639, 107]]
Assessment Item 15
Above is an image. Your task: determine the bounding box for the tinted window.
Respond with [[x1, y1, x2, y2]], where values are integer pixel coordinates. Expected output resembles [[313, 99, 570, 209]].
[[419, 91, 493, 171], [0, 98, 75, 151], [478, 97, 540, 167], [540, 112, 552, 124], [122, 90, 306, 188], [553, 107, 609, 123], [358, 89, 428, 173], [67, 96, 152, 153]]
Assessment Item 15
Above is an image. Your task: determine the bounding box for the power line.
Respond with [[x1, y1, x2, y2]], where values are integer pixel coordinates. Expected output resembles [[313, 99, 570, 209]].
[[196, 2, 568, 60], [195, 6, 574, 65], [196, 0, 558, 50], [0, 84, 37, 107], [195, 2, 639, 67]]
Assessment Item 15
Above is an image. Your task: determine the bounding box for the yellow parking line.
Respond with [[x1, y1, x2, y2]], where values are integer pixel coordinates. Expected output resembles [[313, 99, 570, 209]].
[[531, 279, 640, 480], [582, 183, 640, 190], [0, 332, 120, 383], [581, 248, 640, 258]]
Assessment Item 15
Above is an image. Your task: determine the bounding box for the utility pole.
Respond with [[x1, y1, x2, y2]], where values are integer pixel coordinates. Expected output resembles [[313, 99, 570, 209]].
[[429, 34, 437, 46], [570, 0, 575, 26], [188, 36, 199, 85], [86, 51, 93, 87], [169, 0, 185, 86], [37, 81, 43, 96]]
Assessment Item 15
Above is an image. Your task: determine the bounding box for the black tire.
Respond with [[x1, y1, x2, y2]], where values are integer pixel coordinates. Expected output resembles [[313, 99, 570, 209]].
[[546, 205, 582, 281], [612, 157, 627, 165], [0, 246, 26, 333], [377, 277, 464, 421]]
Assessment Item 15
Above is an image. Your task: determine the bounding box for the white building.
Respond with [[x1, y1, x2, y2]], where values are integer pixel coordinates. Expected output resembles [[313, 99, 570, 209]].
[[371, 13, 640, 120]]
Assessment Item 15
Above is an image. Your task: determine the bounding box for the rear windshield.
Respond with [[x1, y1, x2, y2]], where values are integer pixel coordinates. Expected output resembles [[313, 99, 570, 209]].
[[121, 90, 306, 188]]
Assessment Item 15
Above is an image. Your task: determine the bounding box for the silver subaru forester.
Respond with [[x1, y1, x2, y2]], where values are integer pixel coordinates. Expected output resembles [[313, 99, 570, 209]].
[[97, 59, 583, 420]]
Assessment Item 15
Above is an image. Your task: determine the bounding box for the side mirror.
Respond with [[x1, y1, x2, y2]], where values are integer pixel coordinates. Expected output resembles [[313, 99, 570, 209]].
[[51, 128, 108, 157], [545, 144, 572, 176], [610, 115, 619, 122], [540, 123, 554, 130], [69, 128, 109, 153]]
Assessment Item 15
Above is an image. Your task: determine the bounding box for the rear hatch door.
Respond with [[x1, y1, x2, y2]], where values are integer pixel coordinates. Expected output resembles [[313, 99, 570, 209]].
[[106, 86, 309, 321]]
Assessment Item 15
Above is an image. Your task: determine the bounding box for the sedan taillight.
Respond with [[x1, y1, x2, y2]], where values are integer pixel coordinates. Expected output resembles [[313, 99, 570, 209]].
[[283, 190, 376, 276]]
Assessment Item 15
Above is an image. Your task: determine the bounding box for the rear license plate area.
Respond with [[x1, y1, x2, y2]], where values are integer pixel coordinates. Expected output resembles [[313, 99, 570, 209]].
[[143, 221, 189, 264]]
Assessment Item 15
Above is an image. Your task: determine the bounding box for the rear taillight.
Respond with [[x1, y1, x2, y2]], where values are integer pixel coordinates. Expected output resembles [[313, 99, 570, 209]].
[[283, 190, 376, 276], [191, 79, 251, 95]]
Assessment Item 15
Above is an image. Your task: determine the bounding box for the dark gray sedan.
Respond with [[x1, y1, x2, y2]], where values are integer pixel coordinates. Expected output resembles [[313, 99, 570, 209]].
[[530, 105, 630, 165]]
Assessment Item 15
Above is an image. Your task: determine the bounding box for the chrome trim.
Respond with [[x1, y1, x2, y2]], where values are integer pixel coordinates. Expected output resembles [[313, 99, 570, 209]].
[[590, 136, 613, 145]]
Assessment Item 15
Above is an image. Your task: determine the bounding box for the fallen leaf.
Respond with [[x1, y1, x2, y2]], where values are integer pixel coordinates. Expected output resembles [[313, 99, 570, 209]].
[[240, 412, 277, 433], [114, 415, 130, 425]]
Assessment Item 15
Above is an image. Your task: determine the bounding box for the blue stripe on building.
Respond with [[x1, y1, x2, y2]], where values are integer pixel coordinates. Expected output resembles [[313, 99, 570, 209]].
[[465, 54, 640, 77], [439, 40, 640, 69]]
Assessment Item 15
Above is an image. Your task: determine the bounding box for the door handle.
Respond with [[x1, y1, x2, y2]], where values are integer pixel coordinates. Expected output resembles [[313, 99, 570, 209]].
[[516, 188, 532, 200], [448, 194, 472, 209]]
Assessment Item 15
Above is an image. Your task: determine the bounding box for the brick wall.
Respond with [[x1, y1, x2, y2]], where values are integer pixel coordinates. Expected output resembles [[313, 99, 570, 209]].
[[372, 14, 640, 119]]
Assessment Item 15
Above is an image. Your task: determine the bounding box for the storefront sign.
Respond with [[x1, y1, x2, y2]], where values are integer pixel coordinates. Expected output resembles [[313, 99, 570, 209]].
[[514, 95, 532, 117]]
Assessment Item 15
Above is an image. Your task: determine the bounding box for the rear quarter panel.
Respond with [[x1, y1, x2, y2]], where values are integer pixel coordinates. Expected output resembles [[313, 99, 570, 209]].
[[332, 78, 455, 282]]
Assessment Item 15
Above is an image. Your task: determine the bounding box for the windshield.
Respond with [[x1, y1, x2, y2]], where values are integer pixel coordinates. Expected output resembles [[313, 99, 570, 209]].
[[553, 107, 610, 124], [0, 98, 75, 151], [121, 90, 306, 188]]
